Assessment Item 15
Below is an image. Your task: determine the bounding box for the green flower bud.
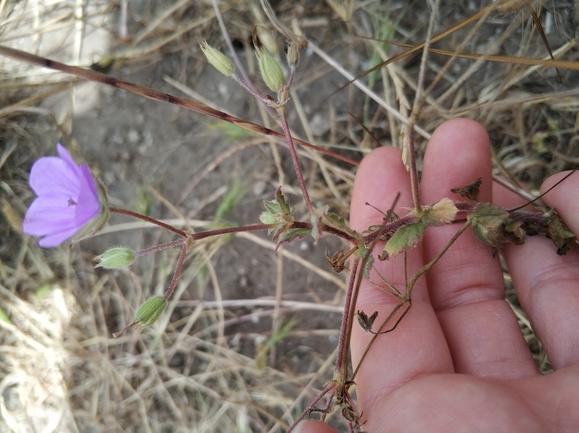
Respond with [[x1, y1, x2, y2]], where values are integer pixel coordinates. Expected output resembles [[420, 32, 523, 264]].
[[94, 246, 136, 269], [200, 40, 235, 77], [112, 296, 167, 338], [257, 48, 285, 93], [133, 296, 167, 328]]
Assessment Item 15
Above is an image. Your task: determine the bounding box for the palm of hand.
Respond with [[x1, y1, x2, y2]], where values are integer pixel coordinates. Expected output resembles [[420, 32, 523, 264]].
[[298, 119, 579, 433]]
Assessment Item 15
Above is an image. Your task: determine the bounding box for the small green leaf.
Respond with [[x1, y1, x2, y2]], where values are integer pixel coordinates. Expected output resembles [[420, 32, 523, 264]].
[[276, 227, 311, 247], [326, 212, 346, 226], [384, 221, 426, 257], [275, 187, 291, 217], [321, 211, 360, 241], [259, 210, 280, 225]]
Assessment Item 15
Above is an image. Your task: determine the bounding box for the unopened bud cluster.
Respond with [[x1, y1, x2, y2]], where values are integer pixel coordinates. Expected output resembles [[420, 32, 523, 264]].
[[200, 39, 301, 95]]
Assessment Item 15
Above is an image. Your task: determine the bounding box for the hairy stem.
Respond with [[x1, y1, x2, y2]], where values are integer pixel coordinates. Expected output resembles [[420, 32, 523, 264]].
[[163, 241, 190, 300], [285, 382, 337, 433], [334, 258, 361, 379], [190, 223, 277, 241], [109, 207, 187, 237], [277, 106, 315, 215], [135, 238, 188, 257]]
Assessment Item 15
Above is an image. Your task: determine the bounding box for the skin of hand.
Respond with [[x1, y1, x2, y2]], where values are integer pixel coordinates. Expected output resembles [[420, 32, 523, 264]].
[[296, 119, 579, 433]]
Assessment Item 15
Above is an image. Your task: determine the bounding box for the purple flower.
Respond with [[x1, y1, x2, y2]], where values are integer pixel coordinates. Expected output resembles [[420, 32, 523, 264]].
[[23, 144, 108, 247]]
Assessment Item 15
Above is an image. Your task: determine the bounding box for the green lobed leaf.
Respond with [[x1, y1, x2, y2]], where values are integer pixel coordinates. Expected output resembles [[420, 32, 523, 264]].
[[259, 210, 281, 226], [384, 221, 426, 257], [275, 227, 311, 248], [322, 211, 360, 240], [263, 198, 281, 215], [326, 212, 346, 227], [275, 187, 292, 217]]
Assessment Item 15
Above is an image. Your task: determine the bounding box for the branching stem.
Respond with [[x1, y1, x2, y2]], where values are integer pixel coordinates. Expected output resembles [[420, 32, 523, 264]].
[[164, 241, 190, 300], [109, 207, 187, 237]]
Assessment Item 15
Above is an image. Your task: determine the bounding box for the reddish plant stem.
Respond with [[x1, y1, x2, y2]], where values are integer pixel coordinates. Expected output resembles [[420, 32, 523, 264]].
[[455, 201, 554, 228], [508, 209, 551, 226], [191, 221, 357, 244], [109, 207, 188, 237], [277, 107, 315, 216], [286, 382, 337, 433], [190, 223, 277, 241], [0, 45, 359, 167], [407, 127, 422, 213], [334, 259, 360, 378], [134, 239, 187, 257], [233, 75, 273, 104], [164, 242, 190, 300], [362, 213, 418, 245]]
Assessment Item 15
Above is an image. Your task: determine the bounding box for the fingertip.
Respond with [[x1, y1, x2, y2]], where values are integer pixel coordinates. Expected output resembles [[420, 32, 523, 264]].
[[422, 118, 492, 203], [350, 146, 412, 233], [540, 170, 579, 237]]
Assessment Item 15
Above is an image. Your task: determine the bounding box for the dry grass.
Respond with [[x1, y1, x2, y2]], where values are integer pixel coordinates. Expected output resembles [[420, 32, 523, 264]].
[[1, 0, 578, 432]]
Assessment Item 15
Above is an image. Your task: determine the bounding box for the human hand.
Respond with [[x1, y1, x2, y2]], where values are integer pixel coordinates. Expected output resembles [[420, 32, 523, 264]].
[[297, 119, 579, 433]]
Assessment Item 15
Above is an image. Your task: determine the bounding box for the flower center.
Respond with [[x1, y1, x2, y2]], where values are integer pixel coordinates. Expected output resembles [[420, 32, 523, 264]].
[[68, 198, 77, 206]]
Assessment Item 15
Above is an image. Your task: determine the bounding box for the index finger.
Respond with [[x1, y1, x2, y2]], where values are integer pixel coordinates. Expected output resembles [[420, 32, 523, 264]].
[[349, 146, 453, 427]]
